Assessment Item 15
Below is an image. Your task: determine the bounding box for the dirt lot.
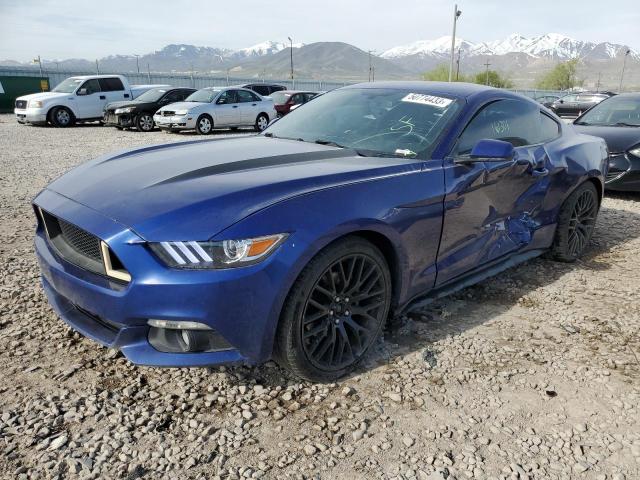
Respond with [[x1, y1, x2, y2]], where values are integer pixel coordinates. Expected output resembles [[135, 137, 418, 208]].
[[0, 114, 638, 480]]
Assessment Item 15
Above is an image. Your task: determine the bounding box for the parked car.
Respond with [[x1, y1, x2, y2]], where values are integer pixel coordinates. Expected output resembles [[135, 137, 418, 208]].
[[103, 87, 196, 132], [240, 83, 286, 97], [573, 93, 640, 191], [271, 90, 318, 117], [153, 87, 276, 134], [550, 92, 613, 118], [14, 75, 165, 127], [33, 82, 606, 381], [535, 94, 560, 108]]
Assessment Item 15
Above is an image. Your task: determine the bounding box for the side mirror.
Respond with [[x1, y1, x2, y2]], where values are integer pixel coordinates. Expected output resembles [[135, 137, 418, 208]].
[[77, 88, 87, 96], [456, 139, 514, 164], [559, 99, 564, 104], [217, 98, 227, 105]]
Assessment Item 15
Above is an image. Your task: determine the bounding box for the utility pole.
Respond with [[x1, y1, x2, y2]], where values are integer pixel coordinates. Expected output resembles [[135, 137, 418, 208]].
[[288, 36, 294, 88], [134, 54, 140, 74], [147, 63, 151, 83], [455, 47, 461, 81], [95, 59, 99, 74], [448, 4, 462, 82], [483, 59, 491, 86], [596, 72, 601, 92], [226, 68, 230, 86], [368, 50, 372, 82], [34, 55, 43, 77], [619, 48, 630, 93]]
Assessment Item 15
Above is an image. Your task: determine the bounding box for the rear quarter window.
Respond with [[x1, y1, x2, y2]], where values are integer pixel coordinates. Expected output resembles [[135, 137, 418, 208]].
[[98, 78, 125, 91]]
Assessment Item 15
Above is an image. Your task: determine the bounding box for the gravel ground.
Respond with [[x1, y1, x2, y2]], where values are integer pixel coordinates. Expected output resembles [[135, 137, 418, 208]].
[[0, 114, 639, 480]]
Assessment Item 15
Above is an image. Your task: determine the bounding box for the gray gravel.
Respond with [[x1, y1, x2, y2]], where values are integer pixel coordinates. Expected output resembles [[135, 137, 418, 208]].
[[0, 114, 639, 479]]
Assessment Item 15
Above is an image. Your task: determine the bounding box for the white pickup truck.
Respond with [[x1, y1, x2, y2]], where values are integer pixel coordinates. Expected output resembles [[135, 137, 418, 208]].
[[14, 75, 166, 127]]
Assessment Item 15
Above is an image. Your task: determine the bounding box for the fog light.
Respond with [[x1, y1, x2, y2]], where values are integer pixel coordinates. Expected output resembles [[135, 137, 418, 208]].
[[147, 323, 233, 353]]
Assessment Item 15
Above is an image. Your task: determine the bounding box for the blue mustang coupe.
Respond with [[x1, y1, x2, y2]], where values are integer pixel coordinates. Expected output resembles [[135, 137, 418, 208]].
[[34, 82, 607, 381]]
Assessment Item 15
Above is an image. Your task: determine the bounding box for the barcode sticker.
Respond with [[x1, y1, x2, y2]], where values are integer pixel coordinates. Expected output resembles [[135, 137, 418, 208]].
[[401, 93, 453, 108]]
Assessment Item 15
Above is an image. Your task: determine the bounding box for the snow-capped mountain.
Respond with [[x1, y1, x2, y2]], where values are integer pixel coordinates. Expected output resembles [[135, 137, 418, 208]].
[[236, 40, 304, 58], [382, 33, 639, 61]]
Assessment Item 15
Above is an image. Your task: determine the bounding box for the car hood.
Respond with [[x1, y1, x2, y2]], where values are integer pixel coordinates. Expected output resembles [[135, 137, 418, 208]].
[[156, 101, 204, 112], [572, 124, 640, 153], [105, 100, 154, 111], [44, 136, 421, 241], [17, 91, 69, 103]]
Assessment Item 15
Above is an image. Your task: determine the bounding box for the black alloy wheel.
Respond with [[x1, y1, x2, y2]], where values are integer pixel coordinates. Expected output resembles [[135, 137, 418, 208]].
[[550, 181, 599, 262], [275, 237, 391, 381]]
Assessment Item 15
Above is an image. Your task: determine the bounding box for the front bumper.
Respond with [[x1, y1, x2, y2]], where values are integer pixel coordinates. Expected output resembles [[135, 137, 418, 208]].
[[33, 189, 292, 367], [15, 108, 47, 124], [605, 152, 640, 192], [153, 114, 195, 131], [103, 111, 135, 128]]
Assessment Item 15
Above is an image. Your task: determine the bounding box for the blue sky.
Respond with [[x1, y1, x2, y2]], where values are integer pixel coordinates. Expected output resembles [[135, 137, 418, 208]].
[[0, 0, 638, 61]]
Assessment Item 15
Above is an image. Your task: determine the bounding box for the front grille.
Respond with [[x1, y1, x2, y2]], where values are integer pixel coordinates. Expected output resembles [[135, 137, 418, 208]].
[[162, 111, 175, 116], [40, 209, 105, 275], [58, 217, 102, 262], [15, 100, 27, 109]]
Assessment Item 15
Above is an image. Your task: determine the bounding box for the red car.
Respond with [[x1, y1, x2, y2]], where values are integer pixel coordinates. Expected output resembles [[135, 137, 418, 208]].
[[272, 90, 318, 116]]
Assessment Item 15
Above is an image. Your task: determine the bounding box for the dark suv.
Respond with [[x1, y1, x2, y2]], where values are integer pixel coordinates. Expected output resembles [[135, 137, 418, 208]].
[[241, 83, 286, 97]]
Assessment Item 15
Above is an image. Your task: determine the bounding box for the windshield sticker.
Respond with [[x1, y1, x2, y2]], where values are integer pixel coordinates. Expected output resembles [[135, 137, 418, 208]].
[[401, 93, 453, 108]]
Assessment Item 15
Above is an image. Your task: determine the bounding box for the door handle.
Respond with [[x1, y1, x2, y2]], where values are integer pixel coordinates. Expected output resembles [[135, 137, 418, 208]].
[[99, 95, 106, 100], [252, 103, 256, 106], [232, 105, 238, 108], [124, 94, 130, 98]]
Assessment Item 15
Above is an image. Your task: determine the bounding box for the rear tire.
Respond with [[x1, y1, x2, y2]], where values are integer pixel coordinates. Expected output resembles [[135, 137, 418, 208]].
[[49, 107, 74, 128], [136, 113, 154, 132], [274, 237, 392, 382], [550, 181, 599, 262], [195, 114, 213, 135], [255, 113, 269, 132]]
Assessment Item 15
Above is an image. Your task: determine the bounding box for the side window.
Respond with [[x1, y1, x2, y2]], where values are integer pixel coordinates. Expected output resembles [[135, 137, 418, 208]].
[[236, 90, 256, 103], [217, 90, 237, 104], [98, 78, 124, 91], [181, 90, 196, 100], [249, 91, 261, 102], [251, 85, 269, 96], [162, 90, 183, 103], [79, 79, 101, 95], [456, 99, 540, 155], [291, 94, 304, 105], [538, 113, 560, 143], [304, 93, 316, 102]]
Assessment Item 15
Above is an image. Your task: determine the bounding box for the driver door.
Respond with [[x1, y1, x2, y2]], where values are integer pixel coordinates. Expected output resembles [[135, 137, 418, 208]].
[[74, 79, 102, 119], [436, 99, 556, 285]]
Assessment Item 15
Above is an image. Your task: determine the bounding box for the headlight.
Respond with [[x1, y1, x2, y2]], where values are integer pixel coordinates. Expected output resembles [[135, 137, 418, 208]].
[[629, 146, 640, 158], [29, 100, 43, 108], [173, 110, 189, 116], [149, 234, 288, 269], [114, 107, 135, 114]]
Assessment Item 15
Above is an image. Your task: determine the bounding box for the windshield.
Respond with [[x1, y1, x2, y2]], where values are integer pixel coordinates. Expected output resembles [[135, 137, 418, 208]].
[[576, 96, 640, 126], [271, 91, 292, 105], [263, 88, 461, 158], [52, 78, 83, 93], [185, 89, 220, 103], [135, 88, 168, 102]]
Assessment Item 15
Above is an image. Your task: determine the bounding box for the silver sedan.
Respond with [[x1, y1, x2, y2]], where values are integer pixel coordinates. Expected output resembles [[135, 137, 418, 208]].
[[153, 87, 277, 134]]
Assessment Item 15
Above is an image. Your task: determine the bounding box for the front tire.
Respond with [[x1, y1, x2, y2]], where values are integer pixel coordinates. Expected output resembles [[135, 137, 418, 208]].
[[195, 114, 213, 135], [136, 113, 154, 132], [550, 181, 599, 262], [274, 237, 392, 382], [49, 107, 74, 128], [255, 113, 269, 132]]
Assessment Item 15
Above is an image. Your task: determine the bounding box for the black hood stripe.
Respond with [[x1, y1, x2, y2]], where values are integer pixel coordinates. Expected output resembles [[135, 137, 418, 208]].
[[153, 148, 355, 186]]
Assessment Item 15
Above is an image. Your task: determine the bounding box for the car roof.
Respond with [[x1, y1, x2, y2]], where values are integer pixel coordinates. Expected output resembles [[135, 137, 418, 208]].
[[69, 75, 122, 80], [276, 90, 316, 94], [344, 81, 499, 99]]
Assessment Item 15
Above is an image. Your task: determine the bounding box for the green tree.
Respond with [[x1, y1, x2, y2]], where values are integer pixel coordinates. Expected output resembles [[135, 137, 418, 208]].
[[422, 64, 470, 82], [472, 70, 514, 88], [536, 59, 581, 90]]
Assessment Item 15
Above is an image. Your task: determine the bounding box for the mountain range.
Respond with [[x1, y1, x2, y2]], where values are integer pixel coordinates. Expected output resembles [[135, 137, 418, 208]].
[[2, 34, 638, 89]]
